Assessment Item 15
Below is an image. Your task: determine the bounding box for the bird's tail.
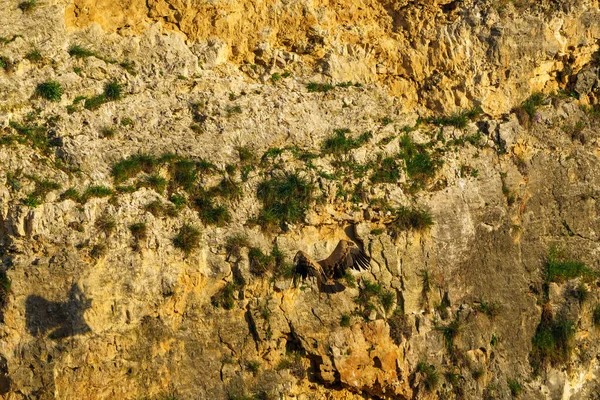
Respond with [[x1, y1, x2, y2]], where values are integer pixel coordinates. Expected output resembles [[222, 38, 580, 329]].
[[321, 280, 346, 293]]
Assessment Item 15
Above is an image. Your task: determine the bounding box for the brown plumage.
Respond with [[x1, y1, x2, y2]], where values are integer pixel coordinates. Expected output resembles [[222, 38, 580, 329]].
[[294, 240, 370, 293]]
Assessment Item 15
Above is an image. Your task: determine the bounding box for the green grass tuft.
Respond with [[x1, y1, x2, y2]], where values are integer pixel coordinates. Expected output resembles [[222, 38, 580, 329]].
[[112, 154, 157, 183], [36, 81, 63, 102], [545, 247, 592, 283], [84, 95, 107, 110], [340, 314, 351, 327], [193, 191, 231, 226], [593, 304, 600, 327], [256, 172, 314, 230], [428, 107, 482, 128], [173, 224, 201, 255], [18, 0, 36, 12], [398, 135, 441, 189], [139, 174, 167, 194], [508, 378, 523, 397], [95, 213, 116, 235], [416, 361, 439, 392], [25, 49, 42, 62], [68, 45, 95, 58], [321, 129, 372, 156], [129, 222, 148, 241], [103, 80, 122, 100], [82, 185, 113, 201], [387, 206, 433, 236], [530, 310, 575, 373], [518, 92, 545, 119], [225, 234, 250, 258], [306, 82, 335, 93], [370, 157, 401, 184]]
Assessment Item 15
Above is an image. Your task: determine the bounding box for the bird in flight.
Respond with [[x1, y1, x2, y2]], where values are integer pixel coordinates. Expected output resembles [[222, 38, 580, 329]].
[[294, 239, 370, 293]]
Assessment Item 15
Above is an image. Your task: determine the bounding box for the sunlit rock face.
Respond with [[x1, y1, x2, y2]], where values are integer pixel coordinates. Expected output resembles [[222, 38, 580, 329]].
[[0, 0, 600, 398]]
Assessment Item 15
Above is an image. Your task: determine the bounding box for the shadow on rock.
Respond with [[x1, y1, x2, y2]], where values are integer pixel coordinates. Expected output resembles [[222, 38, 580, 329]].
[[26, 284, 92, 339]]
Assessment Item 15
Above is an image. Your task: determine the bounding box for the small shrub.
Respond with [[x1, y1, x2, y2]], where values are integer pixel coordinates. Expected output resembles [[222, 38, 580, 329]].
[[343, 272, 356, 288], [387, 206, 433, 236], [508, 379, 522, 397], [129, 222, 147, 241], [225, 105, 242, 116], [398, 135, 441, 188], [380, 290, 396, 313], [22, 193, 40, 207], [173, 224, 201, 254], [340, 314, 351, 327], [225, 234, 250, 258], [381, 116, 393, 125], [0, 56, 14, 73], [68, 45, 95, 58], [120, 117, 134, 127], [416, 361, 439, 392], [276, 352, 305, 378], [103, 80, 122, 100], [116, 185, 136, 194], [18, 0, 36, 12], [95, 213, 116, 235], [119, 60, 136, 75], [9, 121, 49, 153], [36, 81, 63, 102], [270, 73, 281, 83], [419, 269, 431, 295], [210, 178, 243, 201], [491, 333, 499, 347], [23, 177, 61, 206], [169, 194, 186, 208], [306, 82, 334, 93], [236, 145, 256, 164], [144, 200, 165, 217], [530, 310, 575, 372], [355, 279, 394, 317]]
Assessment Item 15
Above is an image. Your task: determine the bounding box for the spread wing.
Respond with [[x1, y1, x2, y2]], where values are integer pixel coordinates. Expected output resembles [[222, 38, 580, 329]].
[[294, 251, 325, 281], [320, 239, 370, 280], [294, 250, 344, 293]]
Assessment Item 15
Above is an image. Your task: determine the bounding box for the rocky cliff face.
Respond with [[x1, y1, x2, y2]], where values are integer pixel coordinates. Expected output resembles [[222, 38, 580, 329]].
[[1, 0, 600, 399]]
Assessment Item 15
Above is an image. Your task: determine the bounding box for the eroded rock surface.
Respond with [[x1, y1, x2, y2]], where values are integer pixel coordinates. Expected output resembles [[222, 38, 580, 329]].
[[0, 0, 600, 399]]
